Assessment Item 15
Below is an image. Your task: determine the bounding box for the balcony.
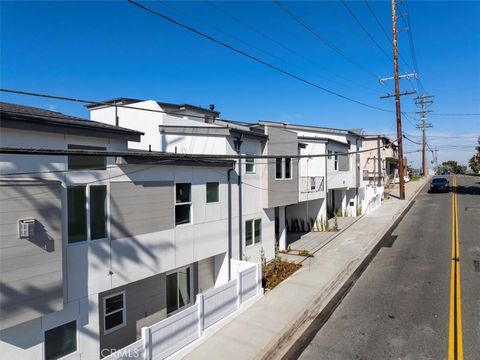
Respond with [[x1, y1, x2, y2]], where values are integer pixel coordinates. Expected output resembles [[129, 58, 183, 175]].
[[299, 176, 325, 202]]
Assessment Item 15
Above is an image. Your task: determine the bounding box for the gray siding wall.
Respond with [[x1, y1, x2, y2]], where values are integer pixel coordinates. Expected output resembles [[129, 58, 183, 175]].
[[0, 180, 63, 331], [265, 127, 299, 208], [109, 181, 174, 240], [338, 153, 350, 171], [99, 273, 167, 357]]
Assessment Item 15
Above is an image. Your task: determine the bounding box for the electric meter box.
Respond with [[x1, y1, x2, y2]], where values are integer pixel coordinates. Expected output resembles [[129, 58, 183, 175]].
[[18, 219, 35, 238]]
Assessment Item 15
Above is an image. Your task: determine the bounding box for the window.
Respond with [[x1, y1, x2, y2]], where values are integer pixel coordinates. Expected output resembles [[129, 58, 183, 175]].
[[67, 185, 108, 243], [104, 292, 126, 334], [275, 158, 292, 180], [275, 158, 283, 179], [68, 144, 106, 171], [254, 219, 262, 244], [334, 153, 339, 171], [246, 219, 262, 246], [44, 320, 77, 360], [68, 186, 87, 243], [167, 266, 192, 314], [90, 185, 107, 240], [175, 183, 191, 225], [285, 158, 292, 179], [206, 182, 219, 203], [245, 158, 255, 173]]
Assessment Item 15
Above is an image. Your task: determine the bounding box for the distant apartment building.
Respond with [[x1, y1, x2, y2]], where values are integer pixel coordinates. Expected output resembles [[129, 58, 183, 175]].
[[259, 121, 364, 222], [361, 135, 399, 186], [0, 102, 237, 359]]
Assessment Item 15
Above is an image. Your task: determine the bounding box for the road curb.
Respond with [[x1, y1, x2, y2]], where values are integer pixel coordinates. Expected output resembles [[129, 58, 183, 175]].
[[261, 180, 430, 360]]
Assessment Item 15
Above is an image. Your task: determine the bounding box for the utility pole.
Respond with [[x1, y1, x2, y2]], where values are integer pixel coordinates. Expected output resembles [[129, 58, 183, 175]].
[[415, 95, 434, 176], [379, 0, 416, 200]]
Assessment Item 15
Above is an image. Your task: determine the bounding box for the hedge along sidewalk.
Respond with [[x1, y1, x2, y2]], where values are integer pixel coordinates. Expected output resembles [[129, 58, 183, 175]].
[[182, 178, 429, 360]]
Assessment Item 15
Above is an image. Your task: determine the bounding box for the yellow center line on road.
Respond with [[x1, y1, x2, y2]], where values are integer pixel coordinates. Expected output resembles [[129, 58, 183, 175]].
[[448, 176, 463, 360]]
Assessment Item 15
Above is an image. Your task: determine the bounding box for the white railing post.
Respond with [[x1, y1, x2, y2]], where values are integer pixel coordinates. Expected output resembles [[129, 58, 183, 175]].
[[197, 293, 204, 338], [256, 263, 262, 295], [141, 327, 151, 360], [236, 271, 242, 309]]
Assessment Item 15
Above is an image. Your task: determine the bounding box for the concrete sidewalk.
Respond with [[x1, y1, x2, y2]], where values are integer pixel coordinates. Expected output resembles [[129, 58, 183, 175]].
[[183, 179, 429, 360]]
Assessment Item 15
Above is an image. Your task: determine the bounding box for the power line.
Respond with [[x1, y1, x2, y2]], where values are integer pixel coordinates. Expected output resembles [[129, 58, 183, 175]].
[[0, 88, 215, 121], [127, 0, 393, 113], [273, 0, 382, 81], [340, 0, 393, 63], [203, 0, 380, 94], [0, 142, 396, 160], [363, 0, 415, 76]]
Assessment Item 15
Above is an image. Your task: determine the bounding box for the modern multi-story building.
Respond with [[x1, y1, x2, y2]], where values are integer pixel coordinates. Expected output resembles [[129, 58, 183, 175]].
[[88, 98, 300, 261], [0, 102, 238, 359]]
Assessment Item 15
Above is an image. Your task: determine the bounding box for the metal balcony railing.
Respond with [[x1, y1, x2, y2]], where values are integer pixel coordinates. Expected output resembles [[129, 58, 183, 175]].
[[299, 176, 324, 193]]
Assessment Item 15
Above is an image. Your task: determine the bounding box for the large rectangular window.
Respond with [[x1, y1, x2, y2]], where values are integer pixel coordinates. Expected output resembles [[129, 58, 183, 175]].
[[44, 320, 77, 360], [68, 186, 87, 243], [167, 266, 192, 315], [104, 292, 126, 334], [285, 158, 292, 179], [245, 158, 255, 173], [246, 219, 262, 246], [175, 183, 191, 225], [68, 185, 108, 243], [90, 185, 107, 240], [68, 144, 106, 171], [275, 158, 283, 179], [206, 182, 219, 203]]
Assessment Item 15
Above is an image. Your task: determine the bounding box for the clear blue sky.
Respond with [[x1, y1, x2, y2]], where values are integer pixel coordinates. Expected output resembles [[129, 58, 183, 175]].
[[1, 1, 479, 167]]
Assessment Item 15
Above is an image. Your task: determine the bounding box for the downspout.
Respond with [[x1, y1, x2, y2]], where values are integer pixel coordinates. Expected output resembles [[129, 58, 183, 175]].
[[376, 137, 382, 186], [227, 167, 235, 281], [234, 136, 243, 261], [324, 145, 328, 215]]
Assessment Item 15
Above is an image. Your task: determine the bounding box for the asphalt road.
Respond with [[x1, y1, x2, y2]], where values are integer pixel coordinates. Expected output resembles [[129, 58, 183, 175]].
[[297, 175, 480, 360]]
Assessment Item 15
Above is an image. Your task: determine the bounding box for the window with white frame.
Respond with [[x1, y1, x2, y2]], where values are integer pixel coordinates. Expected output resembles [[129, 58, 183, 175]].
[[275, 158, 292, 180], [103, 291, 126, 334], [44, 320, 77, 360], [166, 266, 192, 314], [67, 185, 108, 244], [285, 157, 292, 179], [175, 183, 191, 225], [246, 219, 262, 246], [334, 153, 339, 171], [245, 158, 255, 173], [275, 158, 283, 179]]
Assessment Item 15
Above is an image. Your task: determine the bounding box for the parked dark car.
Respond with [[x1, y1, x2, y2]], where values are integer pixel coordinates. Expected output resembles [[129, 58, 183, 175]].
[[429, 177, 450, 193]]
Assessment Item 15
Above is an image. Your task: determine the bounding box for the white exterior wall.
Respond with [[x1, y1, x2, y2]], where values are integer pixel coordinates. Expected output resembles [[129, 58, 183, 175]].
[[0, 128, 231, 360]]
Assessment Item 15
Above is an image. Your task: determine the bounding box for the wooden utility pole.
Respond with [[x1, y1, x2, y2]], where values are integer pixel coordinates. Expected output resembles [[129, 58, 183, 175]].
[[391, 0, 405, 200], [415, 95, 434, 176]]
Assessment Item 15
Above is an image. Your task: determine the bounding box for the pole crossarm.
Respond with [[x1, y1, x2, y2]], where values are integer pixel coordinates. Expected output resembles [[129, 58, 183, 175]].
[[379, 72, 417, 84], [380, 90, 416, 99]]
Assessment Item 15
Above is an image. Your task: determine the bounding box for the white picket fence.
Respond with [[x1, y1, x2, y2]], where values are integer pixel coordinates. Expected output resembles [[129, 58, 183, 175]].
[[104, 261, 262, 360]]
